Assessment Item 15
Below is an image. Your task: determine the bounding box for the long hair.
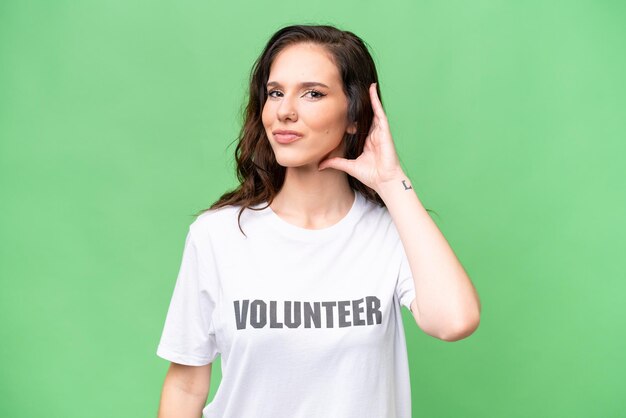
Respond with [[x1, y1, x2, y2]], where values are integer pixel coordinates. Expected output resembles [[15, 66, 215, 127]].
[[196, 24, 403, 236]]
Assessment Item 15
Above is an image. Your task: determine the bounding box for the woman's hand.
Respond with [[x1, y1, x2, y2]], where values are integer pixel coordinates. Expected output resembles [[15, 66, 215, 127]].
[[318, 82, 405, 193]]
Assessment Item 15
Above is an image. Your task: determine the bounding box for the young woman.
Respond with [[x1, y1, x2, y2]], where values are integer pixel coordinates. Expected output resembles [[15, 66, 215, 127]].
[[156, 24, 481, 418]]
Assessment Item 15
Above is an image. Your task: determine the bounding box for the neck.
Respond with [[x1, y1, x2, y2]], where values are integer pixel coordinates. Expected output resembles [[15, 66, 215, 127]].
[[270, 165, 354, 230]]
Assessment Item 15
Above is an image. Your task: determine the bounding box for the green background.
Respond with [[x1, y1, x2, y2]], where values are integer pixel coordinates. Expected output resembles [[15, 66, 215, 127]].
[[1, 0, 625, 417]]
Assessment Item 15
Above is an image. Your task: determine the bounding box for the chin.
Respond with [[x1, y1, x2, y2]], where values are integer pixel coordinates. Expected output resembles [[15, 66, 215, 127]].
[[274, 158, 313, 168], [273, 153, 320, 169]]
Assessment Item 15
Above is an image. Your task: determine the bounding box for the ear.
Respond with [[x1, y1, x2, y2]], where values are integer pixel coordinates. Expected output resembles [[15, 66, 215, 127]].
[[347, 121, 357, 135]]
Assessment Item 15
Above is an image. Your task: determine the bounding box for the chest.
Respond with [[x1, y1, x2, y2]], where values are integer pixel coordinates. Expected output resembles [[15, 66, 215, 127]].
[[209, 233, 401, 359]]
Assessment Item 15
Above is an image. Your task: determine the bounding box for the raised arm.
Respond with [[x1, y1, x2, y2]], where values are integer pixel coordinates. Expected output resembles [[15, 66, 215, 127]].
[[317, 83, 481, 341]]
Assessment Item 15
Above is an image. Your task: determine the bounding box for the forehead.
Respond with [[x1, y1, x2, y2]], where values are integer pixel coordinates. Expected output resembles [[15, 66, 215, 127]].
[[268, 43, 341, 86]]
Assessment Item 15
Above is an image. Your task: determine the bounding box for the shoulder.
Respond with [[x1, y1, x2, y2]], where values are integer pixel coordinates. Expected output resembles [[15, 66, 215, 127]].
[[359, 194, 394, 226], [187, 205, 241, 238], [361, 195, 388, 216], [357, 194, 402, 243], [187, 203, 265, 242]]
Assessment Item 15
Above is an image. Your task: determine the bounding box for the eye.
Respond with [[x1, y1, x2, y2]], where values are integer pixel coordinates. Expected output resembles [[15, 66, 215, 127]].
[[305, 89, 326, 99], [266, 89, 326, 99]]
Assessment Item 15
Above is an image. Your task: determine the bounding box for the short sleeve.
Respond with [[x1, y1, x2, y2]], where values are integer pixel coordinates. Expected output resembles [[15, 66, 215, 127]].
[[156, 228, 219, 366], [395, 241, 416, 312]]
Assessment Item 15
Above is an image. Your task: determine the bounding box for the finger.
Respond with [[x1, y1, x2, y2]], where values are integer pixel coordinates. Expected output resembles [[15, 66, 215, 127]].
[[318, 157, 355, 175], [367, 117, 379, 136], [370, 83, 387, 122]]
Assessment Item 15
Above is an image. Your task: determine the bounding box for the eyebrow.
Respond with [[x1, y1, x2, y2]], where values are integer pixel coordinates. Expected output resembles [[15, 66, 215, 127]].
[[266, 81, 330, 89]]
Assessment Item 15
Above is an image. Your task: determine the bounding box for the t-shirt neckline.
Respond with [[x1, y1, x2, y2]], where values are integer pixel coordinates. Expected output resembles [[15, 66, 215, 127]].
[[261, 189, 363, 242]]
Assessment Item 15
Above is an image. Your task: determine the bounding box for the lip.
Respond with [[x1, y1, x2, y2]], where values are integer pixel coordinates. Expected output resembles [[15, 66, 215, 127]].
[[273, 130, 303, 144]]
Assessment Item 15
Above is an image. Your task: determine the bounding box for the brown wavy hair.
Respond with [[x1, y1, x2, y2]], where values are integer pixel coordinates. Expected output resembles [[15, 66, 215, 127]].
[[196, 24, 413, 236]]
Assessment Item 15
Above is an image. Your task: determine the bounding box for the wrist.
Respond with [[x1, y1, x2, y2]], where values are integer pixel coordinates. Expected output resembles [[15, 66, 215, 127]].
[[376, 169, 408, 189], [375, 171, 413, 200]]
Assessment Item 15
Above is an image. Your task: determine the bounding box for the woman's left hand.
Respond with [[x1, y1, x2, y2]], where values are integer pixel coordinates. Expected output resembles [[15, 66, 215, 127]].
[[318, 83, 405, 193]]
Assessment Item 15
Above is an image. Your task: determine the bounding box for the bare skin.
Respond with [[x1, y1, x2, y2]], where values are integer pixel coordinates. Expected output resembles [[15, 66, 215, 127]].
[[157, 38, 481, 417], [263, 41, 481, 340], [157, 362, 212, 418], [262, 42, 358, 229]]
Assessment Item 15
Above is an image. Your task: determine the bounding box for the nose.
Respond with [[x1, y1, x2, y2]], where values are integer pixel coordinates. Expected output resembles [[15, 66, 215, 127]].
[[276, 95, 297, 122]]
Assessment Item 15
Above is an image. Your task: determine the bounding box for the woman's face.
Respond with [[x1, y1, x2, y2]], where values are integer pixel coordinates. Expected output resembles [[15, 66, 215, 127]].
[[261, 42, 356, 169]]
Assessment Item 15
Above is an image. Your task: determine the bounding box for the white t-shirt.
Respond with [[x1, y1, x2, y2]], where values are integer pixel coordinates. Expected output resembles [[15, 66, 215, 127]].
[[157, 189, 417, 418]]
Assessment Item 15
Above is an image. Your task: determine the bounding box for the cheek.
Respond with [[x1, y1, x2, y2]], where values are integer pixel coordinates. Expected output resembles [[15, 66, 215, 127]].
[[306, 107, 332, 129], [307, 108, 347, 137], [261, 102, 273, 127]]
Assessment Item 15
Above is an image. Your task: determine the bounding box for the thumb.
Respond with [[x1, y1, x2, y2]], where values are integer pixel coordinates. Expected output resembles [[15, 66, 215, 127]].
[[318, 157, 354, 174]]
